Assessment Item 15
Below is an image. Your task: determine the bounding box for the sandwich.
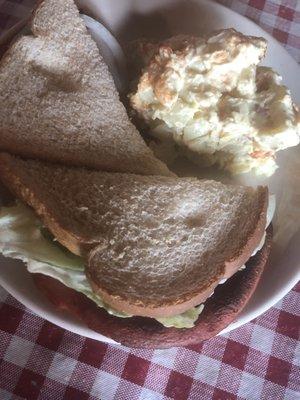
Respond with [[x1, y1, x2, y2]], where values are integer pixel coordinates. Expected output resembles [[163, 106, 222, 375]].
[[0, 0, 171, 176], [0, 153, 274, 348]]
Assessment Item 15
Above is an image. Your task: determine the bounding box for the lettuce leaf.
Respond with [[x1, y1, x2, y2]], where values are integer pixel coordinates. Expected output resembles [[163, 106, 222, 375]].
[[157, 305, 204, 328], [26, 260, 128, 318], [0, 203, 203, 328], [0, 203, 83, 270]]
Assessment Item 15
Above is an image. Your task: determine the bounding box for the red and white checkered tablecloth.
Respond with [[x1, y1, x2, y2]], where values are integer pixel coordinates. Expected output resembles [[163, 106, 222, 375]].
[[0, 1, 299, 399]]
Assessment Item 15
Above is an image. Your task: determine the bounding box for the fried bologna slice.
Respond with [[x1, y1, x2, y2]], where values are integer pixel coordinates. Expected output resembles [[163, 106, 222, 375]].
[[33, 226, 272, 349], [0, 153, 268, 318], [0, 0, 170, 176]]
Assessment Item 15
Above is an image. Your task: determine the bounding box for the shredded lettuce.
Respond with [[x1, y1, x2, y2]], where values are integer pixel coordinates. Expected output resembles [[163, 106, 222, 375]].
[[0, 203, 203, 328]]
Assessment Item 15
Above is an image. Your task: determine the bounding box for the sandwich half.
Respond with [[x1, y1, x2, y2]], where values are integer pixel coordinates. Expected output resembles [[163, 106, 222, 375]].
[[0, 0, 170, 176], [0, 153, 273, 348]]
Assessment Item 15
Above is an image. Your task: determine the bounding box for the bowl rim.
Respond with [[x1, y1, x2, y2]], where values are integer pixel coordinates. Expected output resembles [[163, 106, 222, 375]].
[[0, 0, 299, 344]]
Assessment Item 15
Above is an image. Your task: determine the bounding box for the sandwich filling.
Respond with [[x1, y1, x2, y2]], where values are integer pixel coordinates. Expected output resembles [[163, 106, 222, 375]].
[[0, 196, 275, 328]]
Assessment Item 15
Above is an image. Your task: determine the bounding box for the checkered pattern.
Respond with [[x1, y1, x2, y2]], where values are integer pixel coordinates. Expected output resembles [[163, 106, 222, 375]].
[[218, 0, 300, 62], [0, 0, 299, 399], [0, 284, 299, 400]]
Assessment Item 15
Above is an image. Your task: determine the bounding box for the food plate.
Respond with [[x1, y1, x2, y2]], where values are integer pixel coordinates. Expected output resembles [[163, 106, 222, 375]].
[[0, 0, 299, 345]]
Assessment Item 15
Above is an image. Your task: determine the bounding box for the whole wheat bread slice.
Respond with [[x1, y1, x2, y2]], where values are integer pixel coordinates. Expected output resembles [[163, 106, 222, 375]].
[[0, 153, 268, 318], [0, 0, 170, 176]]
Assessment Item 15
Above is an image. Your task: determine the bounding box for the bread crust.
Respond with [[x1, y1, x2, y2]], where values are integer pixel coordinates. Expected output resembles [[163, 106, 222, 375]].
[[33, 226, 272, 348]]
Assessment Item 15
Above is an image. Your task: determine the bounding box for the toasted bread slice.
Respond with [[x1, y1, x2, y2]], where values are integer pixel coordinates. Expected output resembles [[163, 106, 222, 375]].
[[0, 0, 170, 176], [0, 153, 268, 318]]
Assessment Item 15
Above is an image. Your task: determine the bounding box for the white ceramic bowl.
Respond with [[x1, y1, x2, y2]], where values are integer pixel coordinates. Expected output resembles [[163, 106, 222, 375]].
[[0, 0, 299, 345]]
